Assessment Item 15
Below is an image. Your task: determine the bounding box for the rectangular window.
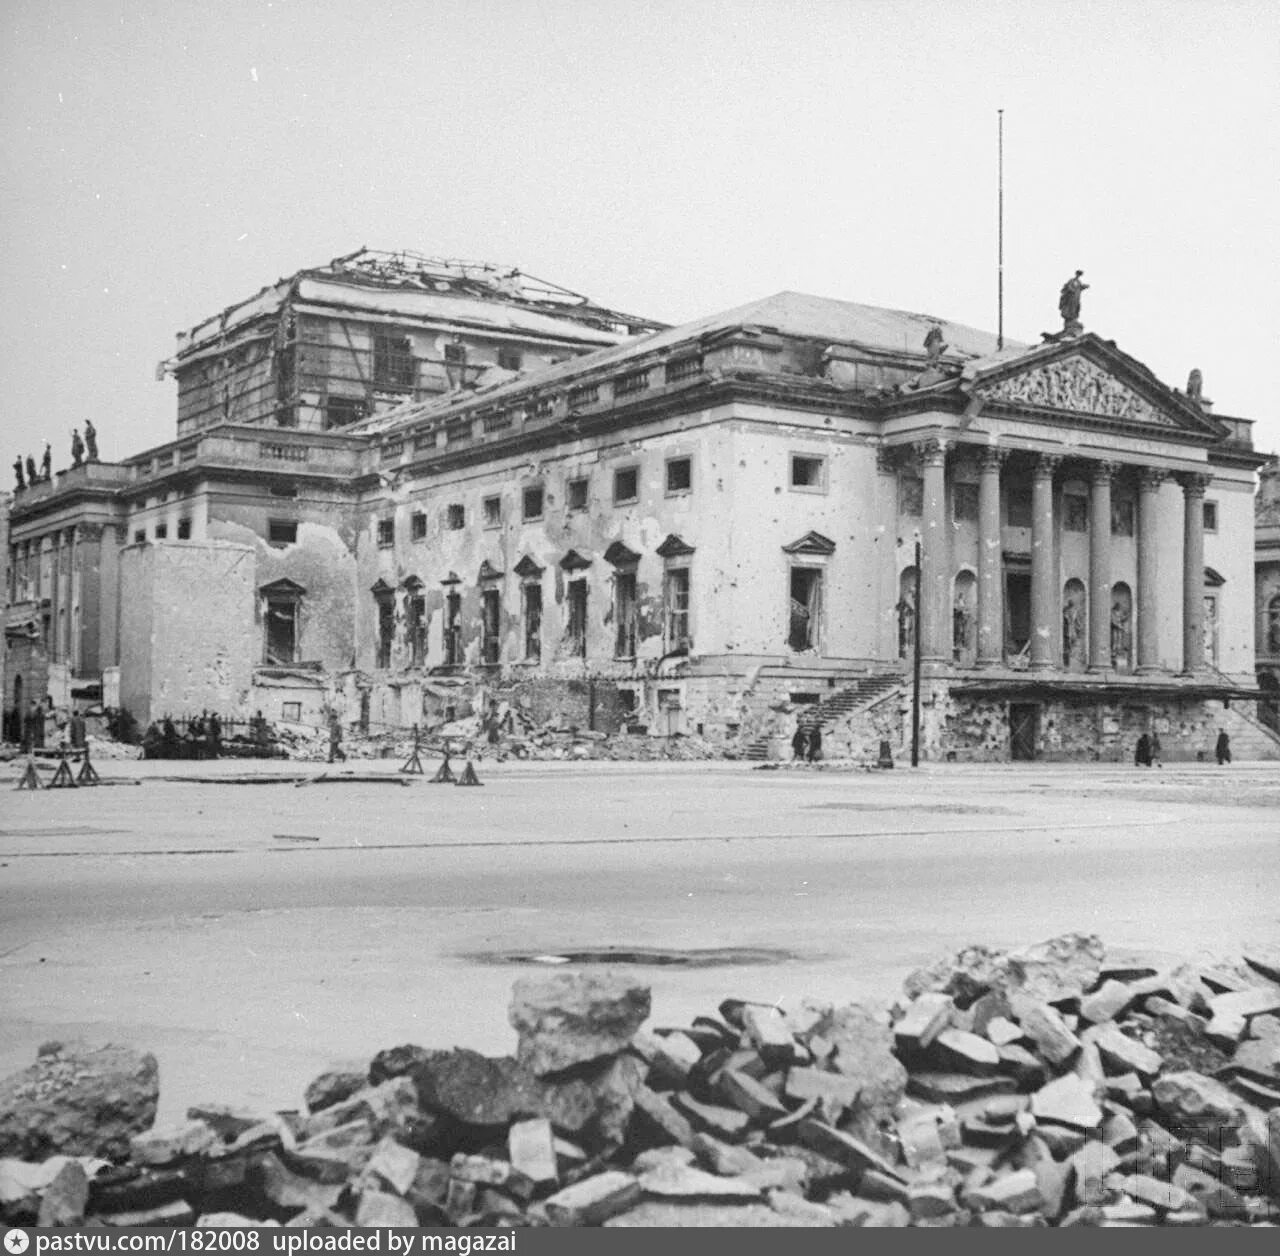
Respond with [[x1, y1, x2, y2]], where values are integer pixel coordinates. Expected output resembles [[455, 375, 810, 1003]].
[[791, 455, 827, 491], [1111, 498, 1135, 537], [154, 523, 168, 540], [407, 595, 426, 666], [177, 518, 192, 540], [481, 588, 501, 665], [666, 457, 692, 494], [614, 571, 638, 658], [1063, 494, 1089, 533], [133, 529, 145, 544], [566, 579, 588, 657], [497, 347, 522, 372], [1006, 484, 1032, 529], [665, 567, 691, 651], [375, 596, 394, 668], [443, 341, 467, 364], [613, 467, 639, 504], [1203, 501, 1218, 533], [373, 332, 415, 389], [411, 512, 427, 541], [443, 591, 462, 665], [281, 701, 302, 723], [788, 567, 822, 651], [953, 483, 979, 523], [567, 477, 589, 512], [523, 582, 543, 661], [900, 475, 924, 517], [324, 396, 366, 429], [446, 504, 465, 530], [265, 598, 299, 665], [376, 518, 394, 548], [483, 496, 502, 528], [269, 519, 298, 547], [522, 485, 544, 521]]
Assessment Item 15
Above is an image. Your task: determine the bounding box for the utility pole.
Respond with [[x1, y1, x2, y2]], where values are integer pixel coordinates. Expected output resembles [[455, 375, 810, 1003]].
[[997, 108, 1005, 352], [911, 537, 923, 767]]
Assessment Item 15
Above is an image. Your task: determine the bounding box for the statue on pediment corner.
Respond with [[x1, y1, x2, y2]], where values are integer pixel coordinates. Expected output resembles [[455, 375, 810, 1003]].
[[924, 324, 947, 366], [1058, 270, 1088, 332]]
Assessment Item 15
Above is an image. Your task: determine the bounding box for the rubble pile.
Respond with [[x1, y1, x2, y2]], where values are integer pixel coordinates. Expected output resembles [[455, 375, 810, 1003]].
[[1, 937, 1277, 1229]]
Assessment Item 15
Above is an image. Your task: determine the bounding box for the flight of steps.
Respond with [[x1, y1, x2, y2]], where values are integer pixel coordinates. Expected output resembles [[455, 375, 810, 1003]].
[[743, 673, 903, 760]]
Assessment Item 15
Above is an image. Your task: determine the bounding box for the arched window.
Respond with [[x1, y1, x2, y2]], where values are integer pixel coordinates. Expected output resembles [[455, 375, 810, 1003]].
[[1062, 579, 1087, 671], [1110, 583, 1133, 672]]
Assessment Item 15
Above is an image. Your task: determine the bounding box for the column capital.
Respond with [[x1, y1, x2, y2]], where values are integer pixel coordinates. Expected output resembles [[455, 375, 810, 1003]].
[[1089, 459, 1122, 484], [1032, 453, 1062, 479], [1137, 467, 1169, 492], [1178, 471, 1212, 496], [913, 437, 949, 466], [978, 446, 1008, 471]]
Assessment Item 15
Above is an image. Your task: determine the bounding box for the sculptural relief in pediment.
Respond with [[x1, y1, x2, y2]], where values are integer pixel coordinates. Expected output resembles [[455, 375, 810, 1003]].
[[980, 355, 1172, 426]]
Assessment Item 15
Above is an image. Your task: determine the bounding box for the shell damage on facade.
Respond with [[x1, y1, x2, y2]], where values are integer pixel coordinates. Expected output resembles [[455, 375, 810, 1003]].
[[4, 254, 1278, 761]]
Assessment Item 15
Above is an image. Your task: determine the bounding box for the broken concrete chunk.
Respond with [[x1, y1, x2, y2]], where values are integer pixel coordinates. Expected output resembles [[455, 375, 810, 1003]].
[[632, 1084, 697, 1149], [894, 992, 954, 1050], [962, 1167, 1043, 1214], [35, 1159, 90, 1227], [1210, 986, 1280, 1023], [1031, 1074, 1103, 1132], [1010, 995, 1081, 1066], [1002, 934, 1105, 1005], [362, 1137, 421, 1196], [985, 1016, 1024, 1047], [303, 1063, 369, 1115], [1080, 980, 1139, 1025], [796, 1119, 902, 1181], [638, 1160, 761, 1200], [718, 1069, 789, 1122], [510, 970, 651, 1077], [648, 1031, 703, 1086], [908, 1072, 1017, 1104], [1089, 1023, 1163, 1078], [128, 1120, 218, 1167], [508, 1117, 557, 1186], [1152, 1070, 1242, 1127], [741, 1006, 795, 1067], [354, 1189, 417, 1227], [544, 1170, 642, 1226], [1242, 945, 1280, 987], [1118, 1173, 1195, 1213], [933, 1028, 1000, 1075], [783, 1067, 861, 1112], [671, 1094, 752, 1142]]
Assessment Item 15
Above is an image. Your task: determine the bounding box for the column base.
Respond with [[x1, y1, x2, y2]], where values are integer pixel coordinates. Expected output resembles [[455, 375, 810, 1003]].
[[1028, 662, 1055, 673], [974, 656, 1002, 670], [1135, 665, 1165, 676]]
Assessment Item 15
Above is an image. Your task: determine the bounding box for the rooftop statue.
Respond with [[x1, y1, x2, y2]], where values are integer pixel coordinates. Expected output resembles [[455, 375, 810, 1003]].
[[85, 419, 99, 462], [923, 324, 948, 366], [1058, 270, 1088, 330]]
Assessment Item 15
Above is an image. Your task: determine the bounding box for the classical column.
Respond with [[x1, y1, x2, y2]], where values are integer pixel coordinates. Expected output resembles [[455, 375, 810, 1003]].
[[1029, 454, 1060, 671], [1180, 472, 1210, 675], [976, 448, 1005, 667], [1135, 468, 1167, 673], [1087, 461, 1117, 672], [918, 438, 950, 663]]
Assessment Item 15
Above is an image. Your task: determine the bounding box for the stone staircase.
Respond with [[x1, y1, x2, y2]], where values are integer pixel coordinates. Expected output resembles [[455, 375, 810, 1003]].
[[743, 673, 903, 760]]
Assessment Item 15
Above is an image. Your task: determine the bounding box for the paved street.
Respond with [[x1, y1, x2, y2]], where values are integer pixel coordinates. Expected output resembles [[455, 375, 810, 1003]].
[[0, 757, 1276, 1124]]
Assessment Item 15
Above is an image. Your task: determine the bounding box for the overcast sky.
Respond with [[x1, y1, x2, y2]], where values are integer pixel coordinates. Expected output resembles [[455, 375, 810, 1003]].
[[2, 0, 1277, 484]]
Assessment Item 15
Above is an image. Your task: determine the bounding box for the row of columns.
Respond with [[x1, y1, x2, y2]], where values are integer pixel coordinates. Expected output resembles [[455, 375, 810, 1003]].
[[913, 440, 1211, 675]]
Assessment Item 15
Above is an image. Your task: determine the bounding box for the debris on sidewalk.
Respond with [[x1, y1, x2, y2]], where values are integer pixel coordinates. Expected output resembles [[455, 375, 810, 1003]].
[[0, 937, 1276, 1228]]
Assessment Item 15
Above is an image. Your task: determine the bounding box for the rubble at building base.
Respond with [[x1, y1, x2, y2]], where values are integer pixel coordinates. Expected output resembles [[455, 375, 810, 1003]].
[[1, 935, 1277, 1229]]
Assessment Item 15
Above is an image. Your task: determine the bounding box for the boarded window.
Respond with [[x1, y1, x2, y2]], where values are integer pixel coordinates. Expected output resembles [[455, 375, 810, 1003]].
[[613, 467, 639, 504], [566, 579, 588, 657], [265, 597, 300, 665], [953, 483, 979, 522], [523, 582, 543, 661], [614, 571, 638, 658], [443, 591, 463, 665], [788, 567, 822, 651], [666, 457, 692, 494], [665, 567, 691, 650], [567, 477, 589, 511]]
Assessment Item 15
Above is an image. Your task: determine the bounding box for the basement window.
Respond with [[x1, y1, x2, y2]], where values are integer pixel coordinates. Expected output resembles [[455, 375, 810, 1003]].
[[269, 519, 298, 547], [376, 518, 394, 548], [411, 512, 427, 541], [666, 457, 692, 494], [567, 477, 589, 512], [613, 466, 639, 505], [790, 455, 827, 492], [446, 504, 465, 530], [522, 485, 544, 521]]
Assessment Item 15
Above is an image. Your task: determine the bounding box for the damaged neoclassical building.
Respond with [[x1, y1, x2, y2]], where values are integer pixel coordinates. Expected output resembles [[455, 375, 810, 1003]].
[[5, 249, 1278, 760]]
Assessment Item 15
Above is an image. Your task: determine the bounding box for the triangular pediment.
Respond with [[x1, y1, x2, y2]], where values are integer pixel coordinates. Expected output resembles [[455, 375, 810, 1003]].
[[604, 540, 641, 566], [655, 533, 695, 558], [261, 577, 307, 598], [560, 549, 592, 571], [513, 554, 544, 579], [782, 531, 836, 556], [971, 338, 1221, 437], [369, 577, 394, 597], [478, 559, 504, 581]]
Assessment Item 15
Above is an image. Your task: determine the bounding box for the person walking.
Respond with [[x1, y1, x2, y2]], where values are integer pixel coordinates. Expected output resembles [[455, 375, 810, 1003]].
[[1134, 732, 1152, 767], [1215, 729, 1231, 765]]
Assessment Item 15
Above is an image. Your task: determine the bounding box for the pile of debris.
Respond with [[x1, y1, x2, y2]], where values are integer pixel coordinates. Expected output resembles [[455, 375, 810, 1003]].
[[1, 937, 1277, 1228]]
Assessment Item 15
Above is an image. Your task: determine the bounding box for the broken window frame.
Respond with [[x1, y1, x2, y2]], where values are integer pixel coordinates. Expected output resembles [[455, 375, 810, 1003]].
[[790, 453, 827, 493], [788, 565, 823, 653], [522, 581, 543, 662], [264, 594, 302, 666], [443, 590, 463, 666], [664, 566, 691, 653], [407, 594, 426, 667], [323, 395, 367, 430], [497, 347, 522, 372], [566, 578, 589, 658], [372, 329, 416, 390], [613, 569, 638, 659], [480, 588, 501, 666]]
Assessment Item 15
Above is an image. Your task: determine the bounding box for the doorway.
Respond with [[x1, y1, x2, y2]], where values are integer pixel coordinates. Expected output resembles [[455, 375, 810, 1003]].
[[1010, 703, 1038, 761]]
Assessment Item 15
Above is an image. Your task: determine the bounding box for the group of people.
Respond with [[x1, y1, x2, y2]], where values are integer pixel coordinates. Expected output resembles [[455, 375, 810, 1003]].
[[12, 422, 98, 491], [1135, 728, 1231, 766], [141, 710, 225, 760]]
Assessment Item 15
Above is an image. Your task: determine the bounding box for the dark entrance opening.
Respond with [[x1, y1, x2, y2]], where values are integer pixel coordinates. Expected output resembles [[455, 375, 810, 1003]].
[[1010, 703, 1038, 761], [1005, 570, 1031, 661]]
